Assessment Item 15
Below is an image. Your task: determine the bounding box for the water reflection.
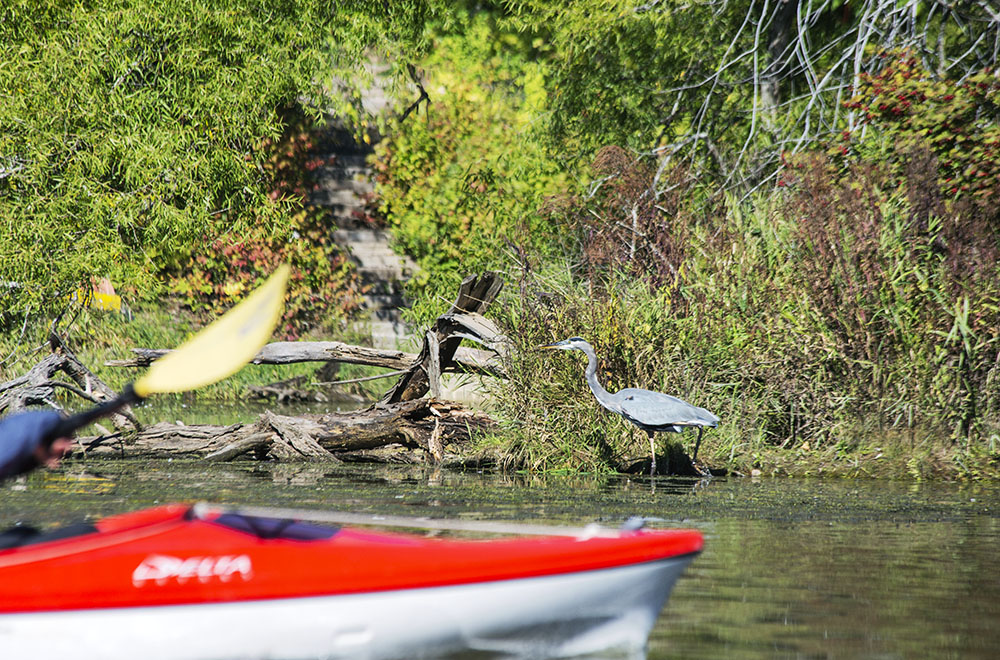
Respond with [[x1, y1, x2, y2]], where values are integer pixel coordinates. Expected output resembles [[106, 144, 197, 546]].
[[1, 461, 998, 659]]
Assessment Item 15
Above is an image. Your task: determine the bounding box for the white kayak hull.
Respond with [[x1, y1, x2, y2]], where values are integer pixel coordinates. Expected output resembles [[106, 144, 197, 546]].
[[1, 555, 693, 659]]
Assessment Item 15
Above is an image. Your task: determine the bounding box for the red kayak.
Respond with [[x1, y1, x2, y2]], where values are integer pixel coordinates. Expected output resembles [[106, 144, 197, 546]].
[[0, 503, 702, 659]]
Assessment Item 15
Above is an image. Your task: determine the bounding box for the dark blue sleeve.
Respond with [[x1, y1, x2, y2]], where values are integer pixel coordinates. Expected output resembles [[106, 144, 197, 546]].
[[0, 411, 64, 479]]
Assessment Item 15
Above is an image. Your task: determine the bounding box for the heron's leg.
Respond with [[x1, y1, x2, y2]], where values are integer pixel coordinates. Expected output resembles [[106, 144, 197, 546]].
[[692, 427, 704, 462], [648, 431, 657, 476]]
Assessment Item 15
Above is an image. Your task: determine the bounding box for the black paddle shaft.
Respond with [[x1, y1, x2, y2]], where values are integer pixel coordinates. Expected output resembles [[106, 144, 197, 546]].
[[48, 383, 142, 443]]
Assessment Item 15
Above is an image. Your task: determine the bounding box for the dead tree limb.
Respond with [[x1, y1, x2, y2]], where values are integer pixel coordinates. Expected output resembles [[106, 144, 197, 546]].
[[80, 400, 495, 464], [107, 342, 415, 370], [379, 272, 507, 405], [0, 336, 138, 432], [107, 343, 503, 378]]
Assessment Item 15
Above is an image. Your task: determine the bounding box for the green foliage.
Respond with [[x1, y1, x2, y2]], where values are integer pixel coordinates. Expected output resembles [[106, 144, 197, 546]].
[[6, 1, 997, 476], [486, 51, 1000, 467], [365, 4, 1000, 475], [383, 16, 1000, 472], [372, 12, 572, 323], [0, 0, 447, 322], [0, 0, 343, 315], [502, 0, 743, 156], [166, 113, 363, 339], [500, 1, 1000, 193]]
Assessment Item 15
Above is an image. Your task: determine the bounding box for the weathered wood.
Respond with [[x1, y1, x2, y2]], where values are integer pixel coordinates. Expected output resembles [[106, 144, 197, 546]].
[[443, 312, 508, 354], [104, 275, 509, 404], [80, 400, 494, 463], [426, 331, 442, 399], [0, 337, 138, 432], [428, 409, 444, 464], [106, 343, 502, 377], [379, 273, 507, 405], [107, 341, 415, 370], [204, 432, 273, 462], [434, 274, 505, 378]]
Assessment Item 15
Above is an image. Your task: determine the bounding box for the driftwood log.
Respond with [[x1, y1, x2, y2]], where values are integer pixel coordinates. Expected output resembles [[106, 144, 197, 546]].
[[0, 335, 138, 434], [0, 273, 510, 466], [104, 273, 508, 390], [106, 342, 502, 378], [80, 401, 494, 466]]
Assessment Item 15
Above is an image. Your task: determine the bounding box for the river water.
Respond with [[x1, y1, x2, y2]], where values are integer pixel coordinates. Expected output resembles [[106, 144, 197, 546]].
[[2, 456, 996, 659]]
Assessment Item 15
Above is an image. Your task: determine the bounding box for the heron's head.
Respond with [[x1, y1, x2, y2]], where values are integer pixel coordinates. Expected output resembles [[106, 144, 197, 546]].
[[538, 336, 591, 352]]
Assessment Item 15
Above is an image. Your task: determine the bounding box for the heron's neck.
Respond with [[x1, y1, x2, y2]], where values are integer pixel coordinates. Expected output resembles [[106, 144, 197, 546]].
[[583, 352, 613, 406]]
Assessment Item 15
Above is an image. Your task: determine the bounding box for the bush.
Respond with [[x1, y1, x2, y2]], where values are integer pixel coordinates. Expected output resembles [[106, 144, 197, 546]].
[[0, 0, 346, 317], [371, 12, 571, 324], [846, 50, 1000, 203], [165, 111, 363, 339]]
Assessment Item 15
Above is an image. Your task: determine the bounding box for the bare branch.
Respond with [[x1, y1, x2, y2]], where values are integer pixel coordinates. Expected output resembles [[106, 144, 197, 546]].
[[398, 63, 430, 123]]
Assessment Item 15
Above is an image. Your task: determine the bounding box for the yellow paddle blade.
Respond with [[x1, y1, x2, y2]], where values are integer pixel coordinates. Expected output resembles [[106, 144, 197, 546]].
[[133, 265, 290, 397]]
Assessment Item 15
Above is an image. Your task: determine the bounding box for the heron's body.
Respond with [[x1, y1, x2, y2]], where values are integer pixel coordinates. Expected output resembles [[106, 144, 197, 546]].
[[541, 337, 719, 474], [607, 389, 718, 435]]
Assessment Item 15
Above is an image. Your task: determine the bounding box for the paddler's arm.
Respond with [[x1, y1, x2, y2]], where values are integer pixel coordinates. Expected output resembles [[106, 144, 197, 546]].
[[0, 410, 73, 479]]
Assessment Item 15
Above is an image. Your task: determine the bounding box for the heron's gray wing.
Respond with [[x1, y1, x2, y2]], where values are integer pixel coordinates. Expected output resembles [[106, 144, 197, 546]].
[[611, 388, 719, 430]]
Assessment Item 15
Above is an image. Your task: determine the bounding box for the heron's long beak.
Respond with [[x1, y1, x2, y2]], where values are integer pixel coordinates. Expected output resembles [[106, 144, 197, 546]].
[[537, 341, 565, 351]]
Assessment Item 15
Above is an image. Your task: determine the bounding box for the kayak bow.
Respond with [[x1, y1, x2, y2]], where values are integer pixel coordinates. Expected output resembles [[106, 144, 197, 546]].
[[0, 503, 702, 659]]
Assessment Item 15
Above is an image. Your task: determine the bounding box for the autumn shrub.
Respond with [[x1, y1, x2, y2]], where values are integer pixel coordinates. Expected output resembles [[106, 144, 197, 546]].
[[165, 111, 363, 339], [801, 51, 1000, 438], [846, 50, 1000, 203], [777, 151, 997, 439], [568, 146, 693, 295]]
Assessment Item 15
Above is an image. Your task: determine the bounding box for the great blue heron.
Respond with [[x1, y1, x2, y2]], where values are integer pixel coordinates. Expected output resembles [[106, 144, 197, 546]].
[[539, 337, 719, 474]]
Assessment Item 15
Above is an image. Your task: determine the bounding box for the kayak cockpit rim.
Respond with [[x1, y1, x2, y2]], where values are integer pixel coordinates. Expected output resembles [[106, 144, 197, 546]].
[[191, 502, 664, 539]]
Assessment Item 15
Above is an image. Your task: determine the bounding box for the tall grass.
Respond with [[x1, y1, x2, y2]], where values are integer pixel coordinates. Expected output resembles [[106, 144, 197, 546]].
[[483, 152, 1000, 476]]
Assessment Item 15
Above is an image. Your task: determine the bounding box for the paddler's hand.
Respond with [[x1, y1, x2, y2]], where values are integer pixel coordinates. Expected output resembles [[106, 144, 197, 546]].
[[0, 410, 73, 479]]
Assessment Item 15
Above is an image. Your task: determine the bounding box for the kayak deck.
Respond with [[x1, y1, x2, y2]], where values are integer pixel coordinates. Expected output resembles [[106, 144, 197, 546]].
[[0, 504, 702, 659], [0, 503, 702, 612]]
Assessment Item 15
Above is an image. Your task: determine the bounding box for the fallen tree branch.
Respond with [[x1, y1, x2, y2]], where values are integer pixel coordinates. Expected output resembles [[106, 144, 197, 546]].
[[80, 401, 495, 465], [106, 341, 415, 370], [0, 335, 139, 432], [379, 272, 508, 405], [107, 343, 504, 378]]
